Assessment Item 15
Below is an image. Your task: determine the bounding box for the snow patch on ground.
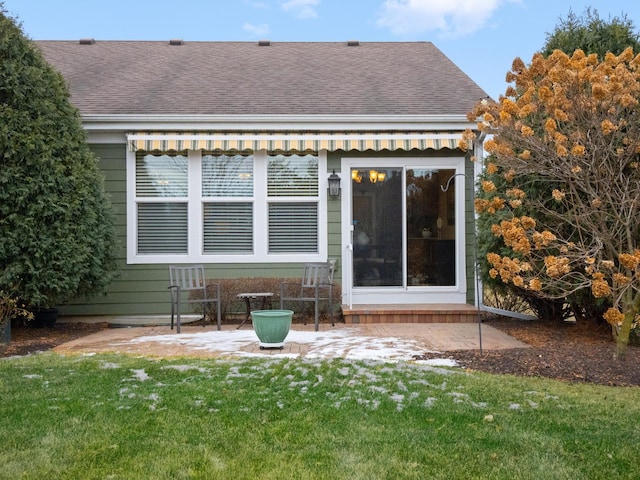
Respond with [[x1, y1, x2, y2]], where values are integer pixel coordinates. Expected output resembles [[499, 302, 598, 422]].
[[120, 328, 458, 364]]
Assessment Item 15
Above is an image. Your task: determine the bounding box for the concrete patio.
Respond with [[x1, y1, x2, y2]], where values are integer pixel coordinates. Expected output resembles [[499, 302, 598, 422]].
[[53, 320, 529, 361]]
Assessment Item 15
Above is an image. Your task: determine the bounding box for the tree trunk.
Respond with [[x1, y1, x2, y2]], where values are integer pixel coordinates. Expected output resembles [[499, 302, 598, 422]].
[[614, 312, 635, 360]]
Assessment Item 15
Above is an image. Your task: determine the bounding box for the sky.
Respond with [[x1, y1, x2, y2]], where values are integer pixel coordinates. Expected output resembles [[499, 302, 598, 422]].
[[4, 0, 640, 101]]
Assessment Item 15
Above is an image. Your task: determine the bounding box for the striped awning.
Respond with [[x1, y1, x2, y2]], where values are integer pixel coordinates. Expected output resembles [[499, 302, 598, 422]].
[[128, 132, 470, 153]]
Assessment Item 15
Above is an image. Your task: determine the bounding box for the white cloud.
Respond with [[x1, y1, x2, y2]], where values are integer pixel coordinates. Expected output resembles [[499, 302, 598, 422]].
[[281, 0, 320, 19], [376, 0, 512, 39], [243, 22, 271, 36]]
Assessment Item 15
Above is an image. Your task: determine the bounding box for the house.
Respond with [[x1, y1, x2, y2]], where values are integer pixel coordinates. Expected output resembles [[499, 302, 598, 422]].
[[36, 40, 488, 323]]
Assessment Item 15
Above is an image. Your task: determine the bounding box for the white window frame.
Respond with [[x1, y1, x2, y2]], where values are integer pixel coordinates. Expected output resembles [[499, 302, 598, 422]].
[[127, 149, 328, 264]]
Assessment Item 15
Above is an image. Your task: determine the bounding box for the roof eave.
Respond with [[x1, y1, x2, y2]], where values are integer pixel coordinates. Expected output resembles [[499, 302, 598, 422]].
[[81, 114, 477, 132]]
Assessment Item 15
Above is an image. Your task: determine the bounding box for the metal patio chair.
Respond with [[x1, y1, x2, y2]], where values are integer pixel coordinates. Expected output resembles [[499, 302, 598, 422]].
[[280, 262, 335, 332], [168, 265, 221, 333]]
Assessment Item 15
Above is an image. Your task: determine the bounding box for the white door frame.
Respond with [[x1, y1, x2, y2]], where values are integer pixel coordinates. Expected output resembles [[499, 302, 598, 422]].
[[340, 156, 468, 306]]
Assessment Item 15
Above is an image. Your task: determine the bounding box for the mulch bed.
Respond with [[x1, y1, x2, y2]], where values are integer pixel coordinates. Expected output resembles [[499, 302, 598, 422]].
[[2, 317, 638, 387], [0, 322, 109, 358], [414, 317, 640, 387]]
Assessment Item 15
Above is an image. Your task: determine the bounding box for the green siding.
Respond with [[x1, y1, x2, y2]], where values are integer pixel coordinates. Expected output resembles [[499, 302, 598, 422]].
[[327, 155, 343, 274], [63, 144, 335, 316], [464, 155, 477, 305], [62, 144, 475, 317]]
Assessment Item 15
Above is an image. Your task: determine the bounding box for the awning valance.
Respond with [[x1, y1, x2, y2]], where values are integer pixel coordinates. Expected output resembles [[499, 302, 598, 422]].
[[128, 132, 469, 154]]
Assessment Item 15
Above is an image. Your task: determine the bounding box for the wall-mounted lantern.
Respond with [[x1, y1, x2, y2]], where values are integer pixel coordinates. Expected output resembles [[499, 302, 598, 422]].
[[328, 170, 341, 197]]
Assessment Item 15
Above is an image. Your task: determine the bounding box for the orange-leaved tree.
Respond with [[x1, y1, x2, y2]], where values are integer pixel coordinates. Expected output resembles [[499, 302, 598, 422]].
[[467, 48, 640, 359]]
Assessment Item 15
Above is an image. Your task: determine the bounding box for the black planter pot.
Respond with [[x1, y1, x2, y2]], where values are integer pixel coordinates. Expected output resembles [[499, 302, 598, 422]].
[[1, 319, 10, 345], [32, 307, 59, 328]]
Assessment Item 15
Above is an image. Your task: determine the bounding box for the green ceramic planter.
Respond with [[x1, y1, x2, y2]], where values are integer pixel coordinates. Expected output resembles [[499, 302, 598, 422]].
[[251, 309, 293, 349]]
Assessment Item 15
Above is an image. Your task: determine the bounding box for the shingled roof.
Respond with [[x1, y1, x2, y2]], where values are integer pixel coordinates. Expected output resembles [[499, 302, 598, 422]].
[[36, 40, 487, 117]]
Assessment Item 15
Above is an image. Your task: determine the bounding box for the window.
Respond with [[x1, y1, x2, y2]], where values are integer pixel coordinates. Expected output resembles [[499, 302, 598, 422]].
[[135, 153, 188, 254], [128, 150, 327, 263], [267, 154, 319, 253], [202, 154, 254, 254]]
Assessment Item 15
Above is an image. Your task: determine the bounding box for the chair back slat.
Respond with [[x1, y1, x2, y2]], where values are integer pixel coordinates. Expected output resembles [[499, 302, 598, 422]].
[[170, 265, 206, 291], [301, 263, 332, 288]]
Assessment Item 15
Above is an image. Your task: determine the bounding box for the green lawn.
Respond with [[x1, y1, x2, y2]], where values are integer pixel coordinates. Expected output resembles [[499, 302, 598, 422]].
[[0, 353, 637, 479]]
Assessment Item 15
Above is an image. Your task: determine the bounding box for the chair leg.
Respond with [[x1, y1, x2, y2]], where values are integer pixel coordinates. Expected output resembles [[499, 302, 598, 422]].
[[217, 284, 222, 331], [330, 306, 335, 327], [329, 287, 335, 327], [170, 299, 175, 330], [176, 288, 182, 334]]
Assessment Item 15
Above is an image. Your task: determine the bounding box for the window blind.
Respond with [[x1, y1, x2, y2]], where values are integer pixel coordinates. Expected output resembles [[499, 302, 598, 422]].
[[267, 154, 318, 197], [137, 203, 188, 254], [268, 203, 318, 253], [203, 202, 253, 253], [136, 154, 188, 197], [202, 154, 253, 197]]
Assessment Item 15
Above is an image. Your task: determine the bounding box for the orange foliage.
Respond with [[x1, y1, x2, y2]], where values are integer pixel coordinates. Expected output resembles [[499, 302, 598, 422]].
[[472, 47, 640, 347]]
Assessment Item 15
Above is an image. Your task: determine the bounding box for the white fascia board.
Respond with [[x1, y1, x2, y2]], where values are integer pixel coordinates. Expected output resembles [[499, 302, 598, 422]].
[[82, 114, 478, 133], [86, 131, 128, 144]]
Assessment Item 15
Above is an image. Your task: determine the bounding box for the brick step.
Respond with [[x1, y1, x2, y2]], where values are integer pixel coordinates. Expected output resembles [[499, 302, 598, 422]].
[[342, 304, 479, 324]]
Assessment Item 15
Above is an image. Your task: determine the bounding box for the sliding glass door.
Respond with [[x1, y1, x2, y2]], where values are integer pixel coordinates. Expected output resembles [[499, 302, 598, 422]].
[[405, 168, 456, 287], [351, 167, 403, 287], [350, 165, 457, 291]]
